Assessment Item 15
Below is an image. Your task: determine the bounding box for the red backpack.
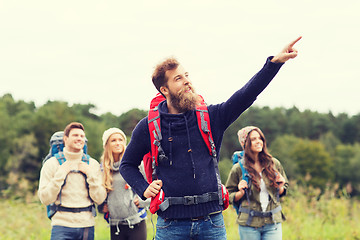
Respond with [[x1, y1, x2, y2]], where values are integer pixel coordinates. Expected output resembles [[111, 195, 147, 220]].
[[143, 93, 229, 213]]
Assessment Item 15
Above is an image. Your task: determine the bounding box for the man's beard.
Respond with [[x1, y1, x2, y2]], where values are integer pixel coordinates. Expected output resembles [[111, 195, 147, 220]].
[[169, 86, 199, 113]]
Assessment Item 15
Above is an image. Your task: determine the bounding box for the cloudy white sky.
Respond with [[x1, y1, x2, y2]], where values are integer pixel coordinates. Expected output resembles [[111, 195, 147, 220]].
[[1, 0, 359, 116]]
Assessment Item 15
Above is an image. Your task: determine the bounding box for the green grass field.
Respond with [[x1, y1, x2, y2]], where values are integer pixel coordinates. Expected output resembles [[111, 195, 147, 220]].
[[1, 185, 359, 240]]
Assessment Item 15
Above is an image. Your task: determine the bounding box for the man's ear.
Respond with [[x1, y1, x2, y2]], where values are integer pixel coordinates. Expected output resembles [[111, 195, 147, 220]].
[[160, 86, 168, 97]]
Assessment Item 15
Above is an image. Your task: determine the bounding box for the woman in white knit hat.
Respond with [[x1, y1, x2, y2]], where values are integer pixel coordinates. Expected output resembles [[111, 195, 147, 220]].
[[98, 128, 150, 240], [225, 126, 288, 240]]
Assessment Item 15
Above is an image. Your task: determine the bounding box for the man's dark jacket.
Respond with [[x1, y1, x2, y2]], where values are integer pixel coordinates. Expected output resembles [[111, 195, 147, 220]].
[[120, 57, 283, 219]]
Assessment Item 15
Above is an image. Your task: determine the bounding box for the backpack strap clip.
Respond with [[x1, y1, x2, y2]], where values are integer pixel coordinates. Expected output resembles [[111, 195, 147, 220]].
[[158, 192, 219, 211], [239, 205, 282, 226]]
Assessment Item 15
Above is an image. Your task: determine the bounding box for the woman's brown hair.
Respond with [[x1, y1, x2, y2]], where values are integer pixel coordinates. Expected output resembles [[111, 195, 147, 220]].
[[243, 128, 279, 191]]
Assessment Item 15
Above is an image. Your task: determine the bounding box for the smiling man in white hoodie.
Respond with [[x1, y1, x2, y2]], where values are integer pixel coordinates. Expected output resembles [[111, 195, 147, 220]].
[[38, 122, 107, 240]]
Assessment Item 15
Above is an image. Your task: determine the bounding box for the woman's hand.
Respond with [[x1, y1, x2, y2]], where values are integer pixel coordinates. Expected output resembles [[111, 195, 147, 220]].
[[275, 172, 285, 187], [238, 179, 248, 191], [134, 197, 140, 208], [234, 180, 248, 202], [276, 172, 286, 194], [102, 203, 109, 213]]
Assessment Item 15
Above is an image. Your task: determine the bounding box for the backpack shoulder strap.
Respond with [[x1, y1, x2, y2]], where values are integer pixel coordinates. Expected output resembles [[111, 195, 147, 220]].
[[237, 151, 243, 159], [55, 152, 90, 165], [146, 94, 167, 182], [55, 152, 66, 165], [82, 154, 90, 164], [194, 96, 224, 205], [148, 103, 162, 162], [232, 151, 244, 165], [195, 96, 216, 157], [239, 157, 250, 185], [52, 152, 67, 209], [231, 152, 238, 165]]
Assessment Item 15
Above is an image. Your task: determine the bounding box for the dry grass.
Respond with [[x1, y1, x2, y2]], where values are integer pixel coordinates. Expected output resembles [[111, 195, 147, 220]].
[[1, 185, 359, 240]]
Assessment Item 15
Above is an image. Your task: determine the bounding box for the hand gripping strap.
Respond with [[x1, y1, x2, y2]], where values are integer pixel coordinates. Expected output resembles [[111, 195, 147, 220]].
[[222, 184, 230, 210], [149, 189, 165, 214]]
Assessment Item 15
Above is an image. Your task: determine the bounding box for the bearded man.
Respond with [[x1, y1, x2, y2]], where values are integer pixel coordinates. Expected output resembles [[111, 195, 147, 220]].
[[120, 37, 301, 240]]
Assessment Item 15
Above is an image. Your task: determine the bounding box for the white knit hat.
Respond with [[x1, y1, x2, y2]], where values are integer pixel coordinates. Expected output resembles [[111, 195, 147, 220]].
[[102, 128, 127, 147]]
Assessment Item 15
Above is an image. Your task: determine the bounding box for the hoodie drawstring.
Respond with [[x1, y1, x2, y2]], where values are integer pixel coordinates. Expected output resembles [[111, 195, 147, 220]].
[[168, 122, 173, 165], [184, 115, 196, 179], [115, 221, 120, 235]]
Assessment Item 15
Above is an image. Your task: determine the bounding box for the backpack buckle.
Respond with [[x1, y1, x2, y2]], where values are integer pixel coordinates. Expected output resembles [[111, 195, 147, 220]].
[[249, 210, 255, 217], [184, 196, 197, 205]]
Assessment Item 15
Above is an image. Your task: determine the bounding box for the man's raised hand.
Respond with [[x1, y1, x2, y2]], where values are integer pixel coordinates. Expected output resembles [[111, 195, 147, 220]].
[[271, 36, 302, 63]]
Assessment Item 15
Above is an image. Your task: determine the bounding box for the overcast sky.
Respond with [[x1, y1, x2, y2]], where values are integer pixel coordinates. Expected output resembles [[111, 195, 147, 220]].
[[1, 0, 359, 117]]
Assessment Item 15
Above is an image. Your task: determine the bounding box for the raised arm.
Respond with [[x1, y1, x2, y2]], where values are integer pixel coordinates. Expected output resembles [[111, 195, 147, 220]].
[[210, 37, 302, 132]]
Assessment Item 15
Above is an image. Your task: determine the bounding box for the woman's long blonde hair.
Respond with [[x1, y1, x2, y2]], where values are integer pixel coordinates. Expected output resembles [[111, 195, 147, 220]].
[[100, 134, 126, 192]]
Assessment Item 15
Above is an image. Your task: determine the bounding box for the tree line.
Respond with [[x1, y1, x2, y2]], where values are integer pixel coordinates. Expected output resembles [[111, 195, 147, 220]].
[[1, 93, 359, 199]]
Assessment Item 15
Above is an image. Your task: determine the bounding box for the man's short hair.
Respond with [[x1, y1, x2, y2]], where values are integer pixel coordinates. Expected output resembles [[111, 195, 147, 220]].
[[64, 122, 85, 137], [152, 57, 180, 94]]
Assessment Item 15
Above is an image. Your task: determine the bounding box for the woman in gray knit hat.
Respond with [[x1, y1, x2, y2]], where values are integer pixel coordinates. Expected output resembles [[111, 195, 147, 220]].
[[225, 126, 288, 240], [98, 128, 150, 240]]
